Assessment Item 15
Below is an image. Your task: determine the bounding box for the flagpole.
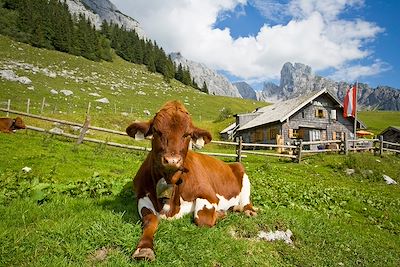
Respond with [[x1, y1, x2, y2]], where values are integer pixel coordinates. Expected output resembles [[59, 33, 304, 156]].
[[354, 81, 358, 139]]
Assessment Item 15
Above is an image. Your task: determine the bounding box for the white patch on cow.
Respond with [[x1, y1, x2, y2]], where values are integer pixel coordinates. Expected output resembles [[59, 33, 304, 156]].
[[159, 197, 195, 220], [162, 203, 171, 213], [239, 173, 251, 208], [173, 198, 195, 219], [137, 196, 156, 218], [194, 198, 217, 219], [216, 194, 240, 211]]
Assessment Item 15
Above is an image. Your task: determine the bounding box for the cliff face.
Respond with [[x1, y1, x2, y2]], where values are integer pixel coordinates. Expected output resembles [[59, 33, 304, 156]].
[[65, 0, 145, 38], [233, 82, 257, 100], [257, 62, 400, 111], [170, 52, 242, 98]]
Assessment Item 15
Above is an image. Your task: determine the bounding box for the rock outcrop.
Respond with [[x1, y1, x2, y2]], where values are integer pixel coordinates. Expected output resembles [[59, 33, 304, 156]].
[[170, 52, 242, 98], [65, 0, 145, 38], [257, 62, 400, 111], [233, 82, 257, 100]]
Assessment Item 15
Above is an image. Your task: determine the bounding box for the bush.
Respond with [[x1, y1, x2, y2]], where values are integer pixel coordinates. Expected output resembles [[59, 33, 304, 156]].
[[214, 107, 233, 122]]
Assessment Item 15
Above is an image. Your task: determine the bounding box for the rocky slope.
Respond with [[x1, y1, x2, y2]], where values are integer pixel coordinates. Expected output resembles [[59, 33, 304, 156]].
[[233, 82, 257, 100], [65, 0, 145, 38], [255, 62, 400, 111], [170, 52, 242, 98]]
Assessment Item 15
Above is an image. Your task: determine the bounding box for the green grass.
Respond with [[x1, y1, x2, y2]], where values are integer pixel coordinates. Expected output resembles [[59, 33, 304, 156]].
[[1, 34, 400, 266], [0, 34, 260, 133], [1, 130, 400, 266], [359, 111, 400, 134]]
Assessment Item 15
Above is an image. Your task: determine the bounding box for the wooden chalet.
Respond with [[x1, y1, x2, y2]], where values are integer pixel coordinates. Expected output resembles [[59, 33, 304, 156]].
[[222, 89, 365, 149]]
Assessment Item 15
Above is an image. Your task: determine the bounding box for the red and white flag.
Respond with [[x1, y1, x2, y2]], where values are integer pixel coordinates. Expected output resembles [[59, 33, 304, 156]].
[[343, 83, 357, 117]]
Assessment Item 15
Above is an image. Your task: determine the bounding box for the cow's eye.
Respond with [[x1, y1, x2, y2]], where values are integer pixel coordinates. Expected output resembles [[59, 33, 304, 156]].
[[183, 133, 190, 138]]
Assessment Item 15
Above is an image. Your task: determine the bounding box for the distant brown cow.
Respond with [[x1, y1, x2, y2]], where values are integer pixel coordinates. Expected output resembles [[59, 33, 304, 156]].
[[0, 117, 26, 133], [126, 100, 257, 261]]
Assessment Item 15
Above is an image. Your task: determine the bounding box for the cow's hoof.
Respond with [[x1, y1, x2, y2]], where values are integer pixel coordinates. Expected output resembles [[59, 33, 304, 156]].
[[244, 209, 257, 217], [132, 248, 155, 261]]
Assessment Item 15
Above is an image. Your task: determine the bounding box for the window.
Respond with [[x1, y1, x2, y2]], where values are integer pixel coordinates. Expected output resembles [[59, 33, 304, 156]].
[[316, 109, 325, 118], [310, 129, 321, 141], [301, 111, 305, 118], [289, 129, 299, 138], [270, 128, 278, 140], [255, 128, 264, 142]]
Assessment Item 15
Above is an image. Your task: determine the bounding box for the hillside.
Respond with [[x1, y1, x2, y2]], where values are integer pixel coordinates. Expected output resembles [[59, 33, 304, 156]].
[[0, 35, 261, 136]]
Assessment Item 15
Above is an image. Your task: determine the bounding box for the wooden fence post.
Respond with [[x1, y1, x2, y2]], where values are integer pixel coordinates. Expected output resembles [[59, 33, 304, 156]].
[[40, 97, 46, 114], [86, 102, 91, 115], [26, 98, 30, 114], [236, 136, 243, 162], [296, 139, 303, 163], [76, 115, 91, 145], [379, 135, 384, 156], [344, 133, 349, 155], [6, 99, 11, 117]]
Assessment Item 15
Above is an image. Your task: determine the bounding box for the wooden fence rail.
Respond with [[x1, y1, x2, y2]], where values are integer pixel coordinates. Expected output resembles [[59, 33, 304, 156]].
[[2, 107, 399, 162], [0, 108, 128, 136]]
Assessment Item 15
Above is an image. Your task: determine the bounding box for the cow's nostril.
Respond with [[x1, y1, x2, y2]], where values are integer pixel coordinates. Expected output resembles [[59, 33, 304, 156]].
[[163, 155, 182, 167]]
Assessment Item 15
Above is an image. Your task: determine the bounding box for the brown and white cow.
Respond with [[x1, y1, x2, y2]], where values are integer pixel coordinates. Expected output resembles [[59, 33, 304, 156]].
[[126, 101, 256, 261], [0, 116, 26, 133]]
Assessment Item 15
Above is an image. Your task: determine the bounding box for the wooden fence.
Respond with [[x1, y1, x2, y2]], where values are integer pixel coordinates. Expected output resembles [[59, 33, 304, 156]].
[[1, 107, 399, 163]]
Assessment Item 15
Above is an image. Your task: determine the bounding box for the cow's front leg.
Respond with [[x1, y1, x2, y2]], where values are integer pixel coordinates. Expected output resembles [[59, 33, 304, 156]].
[[133, 196, 159, 261], [194, 198, 218, 227]]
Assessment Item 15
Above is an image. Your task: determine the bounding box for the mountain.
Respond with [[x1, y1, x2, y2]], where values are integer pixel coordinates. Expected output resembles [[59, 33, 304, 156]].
[[65, 0, 145, 38], [233, 82, 257, 100], [258, 62, 400, 111], [170, 52, 242, 98]]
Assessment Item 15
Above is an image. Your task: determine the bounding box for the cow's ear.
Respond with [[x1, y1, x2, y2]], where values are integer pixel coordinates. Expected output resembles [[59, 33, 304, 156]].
[[191, 127, 212, 147], [126, 121, 152, 139]]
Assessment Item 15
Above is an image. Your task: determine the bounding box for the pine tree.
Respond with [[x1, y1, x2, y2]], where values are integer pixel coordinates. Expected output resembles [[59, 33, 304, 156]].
[[182, 67, 192, 85], [201, 81, 209, 94]]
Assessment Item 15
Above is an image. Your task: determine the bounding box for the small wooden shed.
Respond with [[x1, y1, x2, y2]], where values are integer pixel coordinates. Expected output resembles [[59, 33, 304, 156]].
[[379, 126, 400, 144]]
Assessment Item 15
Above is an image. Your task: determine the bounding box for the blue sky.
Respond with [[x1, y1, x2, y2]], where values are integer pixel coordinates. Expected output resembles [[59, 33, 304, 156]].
[[112, 0, 400, 90]]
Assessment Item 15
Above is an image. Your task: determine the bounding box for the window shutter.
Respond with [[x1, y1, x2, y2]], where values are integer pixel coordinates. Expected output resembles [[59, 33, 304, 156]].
[[288, 129, 293, 138], [332, 131, 336, 140], [299, 129, 305, 139], [315, 109, 318, 117], [331, 110, 337, 120]]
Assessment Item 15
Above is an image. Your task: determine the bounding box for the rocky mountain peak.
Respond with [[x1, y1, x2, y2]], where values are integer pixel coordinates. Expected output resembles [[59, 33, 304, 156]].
[[170, 53, 242, 98], [65, 0, 145, 38], [255, 62, 400, 110], [233, 82, 257, 100]]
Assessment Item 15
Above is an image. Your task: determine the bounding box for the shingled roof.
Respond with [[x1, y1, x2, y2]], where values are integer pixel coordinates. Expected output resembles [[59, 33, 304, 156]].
[[238, 89, 340, 131]]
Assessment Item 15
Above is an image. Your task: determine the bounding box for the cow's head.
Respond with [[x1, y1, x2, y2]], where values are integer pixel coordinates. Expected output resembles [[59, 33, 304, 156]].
[[126, 101, 212, 183], [13, 117, 26, 129]]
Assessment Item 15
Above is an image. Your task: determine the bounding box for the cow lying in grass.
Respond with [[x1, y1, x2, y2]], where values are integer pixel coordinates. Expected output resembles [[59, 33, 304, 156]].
[[0, 116, 26, 133], [126, 100, 257, 261]]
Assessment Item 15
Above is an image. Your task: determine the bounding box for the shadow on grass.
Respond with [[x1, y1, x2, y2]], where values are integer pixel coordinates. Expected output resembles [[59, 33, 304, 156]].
[[100, 181, 141, 224]]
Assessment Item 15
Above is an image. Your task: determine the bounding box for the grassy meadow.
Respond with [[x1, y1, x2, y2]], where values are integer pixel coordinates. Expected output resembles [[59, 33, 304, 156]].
[[1, 130, 400, 266], [1, 34, 400, 266]]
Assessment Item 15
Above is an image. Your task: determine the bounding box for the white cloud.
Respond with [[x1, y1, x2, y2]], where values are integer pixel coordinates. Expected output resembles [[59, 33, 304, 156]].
[[110, 0, 386, 83], [329, 60, 392, 81]]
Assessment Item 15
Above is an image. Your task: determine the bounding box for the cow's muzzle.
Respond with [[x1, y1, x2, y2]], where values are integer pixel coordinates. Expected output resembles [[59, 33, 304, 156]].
[[161, 154, 183, 170]]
